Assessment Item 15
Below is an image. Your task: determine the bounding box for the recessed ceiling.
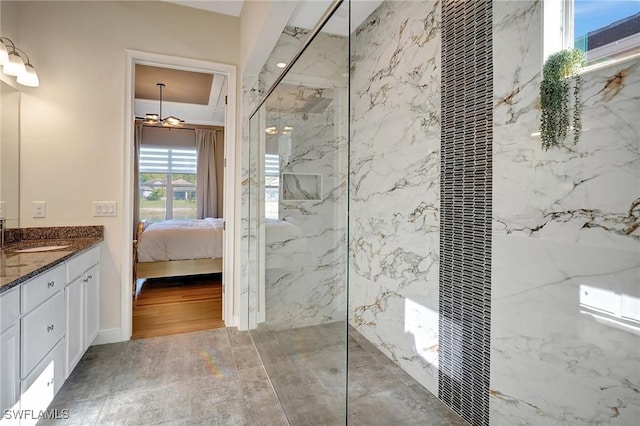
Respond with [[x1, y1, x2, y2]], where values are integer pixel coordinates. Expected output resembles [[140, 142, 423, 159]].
[[134, 64, 227, 126], [135, 65, 213, 105], [287, 0, 383, 36]]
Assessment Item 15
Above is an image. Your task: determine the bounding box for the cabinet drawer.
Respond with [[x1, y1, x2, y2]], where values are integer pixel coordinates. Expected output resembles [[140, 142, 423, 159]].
[[21, 264, 66, 314], [21, 291, 65, 378], [0, 286, 20, 332], [67, 245, 100, 282], [20, 338, 65, 425]]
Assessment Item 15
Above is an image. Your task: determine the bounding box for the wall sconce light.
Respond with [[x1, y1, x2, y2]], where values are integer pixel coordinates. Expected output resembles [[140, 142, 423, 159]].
[[0, 37, 40, 87]]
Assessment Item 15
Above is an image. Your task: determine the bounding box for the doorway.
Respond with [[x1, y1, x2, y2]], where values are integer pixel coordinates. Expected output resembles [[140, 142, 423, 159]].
[[122, 51, 237, 341]]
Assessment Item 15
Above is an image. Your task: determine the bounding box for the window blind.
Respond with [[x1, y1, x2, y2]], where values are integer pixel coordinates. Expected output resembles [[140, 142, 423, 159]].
[[139, 147, 197, 174], [265, 154, 280, 177]]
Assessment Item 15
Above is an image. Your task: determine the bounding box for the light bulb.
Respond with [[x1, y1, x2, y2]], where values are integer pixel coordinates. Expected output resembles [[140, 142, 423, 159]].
[[162, 116, 183, 127], [143, 113, 159, 124], [16, 63, 39, 87], [3, 51, 25, 76], [0, 41, 8, 66]]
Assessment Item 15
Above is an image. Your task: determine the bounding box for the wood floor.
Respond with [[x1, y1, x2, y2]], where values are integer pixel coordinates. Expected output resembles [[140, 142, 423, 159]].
[[132, 273, 224, 339]]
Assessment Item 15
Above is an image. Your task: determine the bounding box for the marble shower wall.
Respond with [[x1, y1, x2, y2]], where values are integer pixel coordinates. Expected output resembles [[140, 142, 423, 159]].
[[244, 25, 349, 330], [263, 89, 349, 330], [491, 1, 640, 424], [241, 74, 260, 329], [241, 26, 308, 328], [350, 0, 441, 395]]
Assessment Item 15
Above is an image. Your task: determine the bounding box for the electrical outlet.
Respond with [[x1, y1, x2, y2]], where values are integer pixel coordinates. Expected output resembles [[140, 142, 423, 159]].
[[93, 201, 117, 217], [33, 201, 46, 218]]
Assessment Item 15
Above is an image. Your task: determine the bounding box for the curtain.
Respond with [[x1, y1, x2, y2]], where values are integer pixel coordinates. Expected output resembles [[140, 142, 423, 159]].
[[133, 124, 142, 239], [196, 129, 224, 218]]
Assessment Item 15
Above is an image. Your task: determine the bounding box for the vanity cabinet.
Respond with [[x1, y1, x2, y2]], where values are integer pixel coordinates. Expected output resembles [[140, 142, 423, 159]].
[[65, 277, 84, 375], [65, 247, 100, 375], [0, 321, 20, 414], [83, 264, 100, 346], [21, 290, 65, 378], [0, 286, 20, 415], [0, 243, 101, 419]]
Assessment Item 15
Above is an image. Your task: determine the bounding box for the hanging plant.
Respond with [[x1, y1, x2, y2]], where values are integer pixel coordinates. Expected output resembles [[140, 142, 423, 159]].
[[539, 49, 586, 150]]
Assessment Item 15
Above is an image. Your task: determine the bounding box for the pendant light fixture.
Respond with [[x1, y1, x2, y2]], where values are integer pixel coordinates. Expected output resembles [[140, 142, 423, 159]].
[[142, 83, 184, 128], [0, 37, 39, 87], [265, 97, 293, 135]]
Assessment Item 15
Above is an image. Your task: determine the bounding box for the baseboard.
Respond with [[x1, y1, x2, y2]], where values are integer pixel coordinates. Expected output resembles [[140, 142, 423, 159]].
[[91, 328, 125, 345]]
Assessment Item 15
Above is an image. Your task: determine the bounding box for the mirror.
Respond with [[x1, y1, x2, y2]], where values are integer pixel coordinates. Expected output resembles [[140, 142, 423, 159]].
[[0, 80, 20, 228]]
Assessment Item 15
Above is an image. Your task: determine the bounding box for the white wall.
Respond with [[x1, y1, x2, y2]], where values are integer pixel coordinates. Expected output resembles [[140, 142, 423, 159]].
[[14, 1, 239, 336], [239, 0, 297, 77]]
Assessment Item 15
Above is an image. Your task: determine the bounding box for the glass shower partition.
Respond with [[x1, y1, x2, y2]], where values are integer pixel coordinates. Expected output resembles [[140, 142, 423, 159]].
[[247, 2, 350, 423]]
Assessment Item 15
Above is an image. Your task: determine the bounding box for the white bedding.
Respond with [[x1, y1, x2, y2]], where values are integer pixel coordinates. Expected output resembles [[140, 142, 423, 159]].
[[137, 218, 223, 262]]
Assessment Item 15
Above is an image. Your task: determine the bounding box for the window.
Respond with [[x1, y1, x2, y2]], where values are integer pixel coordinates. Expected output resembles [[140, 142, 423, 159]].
[[139, 147, 197, 222], [548, 0, 640, 65], [264, 154, 280, 220], [573, 0, 640, 64]]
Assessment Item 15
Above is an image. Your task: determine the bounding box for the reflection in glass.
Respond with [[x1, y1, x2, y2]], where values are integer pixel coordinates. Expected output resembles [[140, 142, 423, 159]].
[[249, 3, 349, 423], [0, 81, 20, 228]]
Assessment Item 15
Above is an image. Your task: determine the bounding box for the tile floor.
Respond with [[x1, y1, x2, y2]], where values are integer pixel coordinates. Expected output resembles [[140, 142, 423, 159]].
[[42, 328, 287, 425], [45, 325, 466, 425], [251, 323, 467, 426]]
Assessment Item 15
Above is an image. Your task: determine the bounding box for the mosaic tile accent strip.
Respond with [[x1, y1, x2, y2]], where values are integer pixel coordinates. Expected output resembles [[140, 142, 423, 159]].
[[439, 1, 493, 425]]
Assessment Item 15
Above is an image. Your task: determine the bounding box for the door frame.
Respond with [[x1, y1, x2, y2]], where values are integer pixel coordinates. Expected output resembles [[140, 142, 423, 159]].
[[121, 50, 238, 340]]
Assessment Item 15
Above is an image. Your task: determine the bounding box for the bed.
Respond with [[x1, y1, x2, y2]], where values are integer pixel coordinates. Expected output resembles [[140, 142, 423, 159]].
[[134, 218, 224, 285]]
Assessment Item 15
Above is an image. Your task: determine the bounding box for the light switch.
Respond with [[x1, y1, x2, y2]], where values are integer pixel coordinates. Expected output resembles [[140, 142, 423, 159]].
[[93, 201, 117, 217], [33, 201, 46, 218]]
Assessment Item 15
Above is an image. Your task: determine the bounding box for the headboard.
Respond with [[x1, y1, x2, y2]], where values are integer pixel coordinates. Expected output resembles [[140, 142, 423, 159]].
[[135, 220, 148, 242]]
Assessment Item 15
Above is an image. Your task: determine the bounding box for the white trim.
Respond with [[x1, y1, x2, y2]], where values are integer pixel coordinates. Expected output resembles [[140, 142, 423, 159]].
[[257, 104, 266, 325], [91, 328, 122, 345], [223, 58, 238, 329], [562, 0, 574, 51], [122, 50, 238, 341]]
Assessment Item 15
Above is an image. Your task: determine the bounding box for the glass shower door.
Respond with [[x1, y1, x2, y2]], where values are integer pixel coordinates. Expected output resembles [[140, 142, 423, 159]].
[[248, 2, 350, 423]]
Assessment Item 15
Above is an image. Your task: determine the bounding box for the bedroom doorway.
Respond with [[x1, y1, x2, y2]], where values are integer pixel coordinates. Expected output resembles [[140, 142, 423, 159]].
[[122, 51, 238, 341]]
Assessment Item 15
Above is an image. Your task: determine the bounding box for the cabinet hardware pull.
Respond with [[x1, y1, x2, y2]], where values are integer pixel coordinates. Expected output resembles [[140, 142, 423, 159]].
[[47, 324, 55, 332], [87, 274, 93, 279], [47, 280, 55, 288], [83, 278, 89, 283]]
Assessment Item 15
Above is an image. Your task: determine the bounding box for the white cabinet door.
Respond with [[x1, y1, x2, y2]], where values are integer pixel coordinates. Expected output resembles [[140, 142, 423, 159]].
[[84, 265, 100, 348], [0, 323, 20, 414], [65, 277, 84, 377]]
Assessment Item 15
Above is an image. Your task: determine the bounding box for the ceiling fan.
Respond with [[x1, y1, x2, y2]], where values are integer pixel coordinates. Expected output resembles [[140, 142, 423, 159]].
[[136, 82, 185, 127]]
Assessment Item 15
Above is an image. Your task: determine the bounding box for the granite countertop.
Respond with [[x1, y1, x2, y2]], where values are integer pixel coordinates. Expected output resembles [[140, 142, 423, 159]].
[[0, 226, 104, 294]]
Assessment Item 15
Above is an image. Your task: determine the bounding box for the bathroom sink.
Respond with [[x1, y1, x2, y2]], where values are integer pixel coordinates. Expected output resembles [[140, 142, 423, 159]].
[[12, 245, 70, 253]]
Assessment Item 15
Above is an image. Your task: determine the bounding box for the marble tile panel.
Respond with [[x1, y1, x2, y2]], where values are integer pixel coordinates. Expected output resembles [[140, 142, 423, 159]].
[[493, 104, 640, 252], [492, 0, 542, 127], [349, 0, 442, 401], [491, 234, 640, 425]]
